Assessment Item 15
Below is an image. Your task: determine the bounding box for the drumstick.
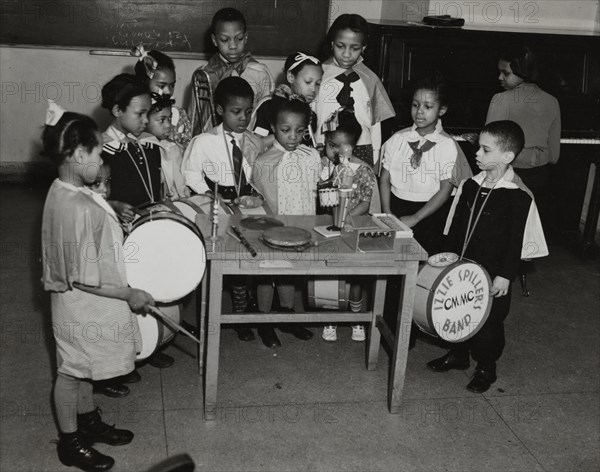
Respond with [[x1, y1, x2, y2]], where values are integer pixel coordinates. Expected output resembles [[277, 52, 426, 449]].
[[149, 306, 201, 345], [230, 225, 258, 257]]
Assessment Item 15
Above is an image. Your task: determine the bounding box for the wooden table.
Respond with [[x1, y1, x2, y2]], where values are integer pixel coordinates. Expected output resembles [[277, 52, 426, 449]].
[[195, 214, 427, 420]]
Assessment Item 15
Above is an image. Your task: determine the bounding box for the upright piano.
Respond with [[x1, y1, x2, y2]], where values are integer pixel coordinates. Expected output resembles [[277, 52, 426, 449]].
[[366, 20, 600, 256]]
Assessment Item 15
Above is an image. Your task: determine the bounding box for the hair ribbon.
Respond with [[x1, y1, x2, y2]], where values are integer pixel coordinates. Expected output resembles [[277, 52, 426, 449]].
[[131, 43, 157, 79], [45, 100, 66, 126], [150, 92, 175, 107], [288, 52, 320, 73]]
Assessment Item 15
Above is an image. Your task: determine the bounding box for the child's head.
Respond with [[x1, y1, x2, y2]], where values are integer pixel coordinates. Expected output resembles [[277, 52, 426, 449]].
[[101, 73, 151, 137], [88, 163, 112, 199], [146, 94, 175, 140], [42, 109, 102, 184], [323, 109, 362, 164], [498, 45, 538, 90], [327, 14, 368, 69], [477, 120, 525, 172], [411, 73, 448, 136], [211, 8, 248, 64], [284, 52, 323, 103], [271, 99, 311, 152], [214, 77, 254, 133], [133, 46, 176, 97]]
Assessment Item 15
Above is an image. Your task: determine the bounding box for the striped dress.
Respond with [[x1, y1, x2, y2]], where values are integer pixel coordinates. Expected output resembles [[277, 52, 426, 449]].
[[41, 180, 139, 380]]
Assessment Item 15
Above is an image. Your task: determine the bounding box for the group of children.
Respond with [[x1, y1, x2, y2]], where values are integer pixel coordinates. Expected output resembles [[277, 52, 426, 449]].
[[41, 7, 553, 471]]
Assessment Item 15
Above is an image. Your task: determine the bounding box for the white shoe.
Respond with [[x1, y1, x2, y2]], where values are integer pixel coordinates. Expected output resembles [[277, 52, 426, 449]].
[[322, 325, 337, 342], [351, 325, 366, 342]]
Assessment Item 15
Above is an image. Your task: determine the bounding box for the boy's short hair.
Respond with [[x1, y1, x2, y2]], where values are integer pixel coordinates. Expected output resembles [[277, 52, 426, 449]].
[[482, 120, 525, 157], [214, 77, 254, 108], [499, 45, 539, 83], [271, 99, 311, 127], [212, 7, 246, 33]]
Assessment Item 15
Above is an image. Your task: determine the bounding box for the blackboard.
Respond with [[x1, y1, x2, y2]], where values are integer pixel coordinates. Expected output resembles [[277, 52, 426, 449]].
[[0, 0, 330, 56]]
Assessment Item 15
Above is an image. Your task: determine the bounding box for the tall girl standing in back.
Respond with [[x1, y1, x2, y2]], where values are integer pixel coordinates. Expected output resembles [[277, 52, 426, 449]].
[[41, 102, 154, 472], [133, 45, 193, 150], [314, 13, 395, 168]]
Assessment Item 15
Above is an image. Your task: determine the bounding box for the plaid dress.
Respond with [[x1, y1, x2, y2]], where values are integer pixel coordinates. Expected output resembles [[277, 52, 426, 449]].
[[42, 180, 139, 380]]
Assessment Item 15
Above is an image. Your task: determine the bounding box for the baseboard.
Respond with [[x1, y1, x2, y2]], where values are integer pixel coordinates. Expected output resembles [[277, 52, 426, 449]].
[[0, 161, 57, 186]]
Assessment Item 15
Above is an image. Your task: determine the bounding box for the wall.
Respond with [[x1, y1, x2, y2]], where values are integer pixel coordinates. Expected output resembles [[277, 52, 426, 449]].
[[381, 0, 600, 32], [0, 47, 285, 173]]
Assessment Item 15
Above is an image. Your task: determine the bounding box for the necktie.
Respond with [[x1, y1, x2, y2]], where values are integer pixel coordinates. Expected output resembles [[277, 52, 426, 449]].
[[408, 140, 436, 169], [228, 134, 247, 193], [335, 71, 360, 108]]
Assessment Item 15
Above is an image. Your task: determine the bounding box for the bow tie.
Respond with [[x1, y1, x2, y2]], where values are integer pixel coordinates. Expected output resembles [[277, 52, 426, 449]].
[[335, 71, 360, 109], [408, 140, 436, 168]]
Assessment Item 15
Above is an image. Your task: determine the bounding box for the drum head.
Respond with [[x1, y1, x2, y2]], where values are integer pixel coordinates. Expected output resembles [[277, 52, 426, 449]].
[[262, 226, 312, 249], [126, 218, 206, 303], [425, 261, 492, 342]]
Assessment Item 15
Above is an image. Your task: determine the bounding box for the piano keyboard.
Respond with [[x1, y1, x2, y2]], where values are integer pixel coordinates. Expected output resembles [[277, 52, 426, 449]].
[[453, 135, 600, 145], [560, 138, 600, 145]]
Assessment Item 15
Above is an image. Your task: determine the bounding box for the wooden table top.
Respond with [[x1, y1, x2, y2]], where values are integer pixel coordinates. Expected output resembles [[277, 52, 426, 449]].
[[195, 214, 427, 264]]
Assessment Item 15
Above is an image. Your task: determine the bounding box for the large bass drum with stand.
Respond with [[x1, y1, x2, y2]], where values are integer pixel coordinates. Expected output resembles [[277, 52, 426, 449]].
[[125, 204, 207, 360]]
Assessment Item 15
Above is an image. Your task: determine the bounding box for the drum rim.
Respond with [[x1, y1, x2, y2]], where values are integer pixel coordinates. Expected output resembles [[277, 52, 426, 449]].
[[424, 260, 493, 343], [132, 210, 202, 238]]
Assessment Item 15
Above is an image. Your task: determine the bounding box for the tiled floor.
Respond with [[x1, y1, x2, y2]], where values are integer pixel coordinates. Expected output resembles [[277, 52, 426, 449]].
[[0, 184, 598, 472]]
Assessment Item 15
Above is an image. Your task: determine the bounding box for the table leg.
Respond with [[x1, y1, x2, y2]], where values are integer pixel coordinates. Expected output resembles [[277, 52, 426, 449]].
[[204, 262, 223, 421], [197, 269, 209, 374], [366, 276, 386, 370], [388, 261, 418, 414]]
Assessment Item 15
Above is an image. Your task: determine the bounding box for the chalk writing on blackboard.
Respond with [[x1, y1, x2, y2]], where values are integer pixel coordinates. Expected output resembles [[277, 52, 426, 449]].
[[111, 28, 192, 51]]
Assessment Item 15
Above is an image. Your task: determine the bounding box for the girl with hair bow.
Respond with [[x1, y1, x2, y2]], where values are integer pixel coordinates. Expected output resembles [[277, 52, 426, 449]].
[[250, 51, 323, 149]]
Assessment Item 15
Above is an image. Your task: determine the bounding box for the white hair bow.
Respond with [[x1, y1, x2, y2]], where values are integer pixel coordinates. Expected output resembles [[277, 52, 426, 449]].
[[45, 100, 66, 126], [131, 43, 157, 79], [288, 52, 320, 73]]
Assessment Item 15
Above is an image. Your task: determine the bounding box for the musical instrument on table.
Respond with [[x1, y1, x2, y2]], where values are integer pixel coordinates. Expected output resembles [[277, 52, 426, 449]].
[[125, 205, 207, 303], [170, 195, 232, 222], [318, 187, 339, 208], [261, 226, 313, 251], [413, 253, 492, 343]]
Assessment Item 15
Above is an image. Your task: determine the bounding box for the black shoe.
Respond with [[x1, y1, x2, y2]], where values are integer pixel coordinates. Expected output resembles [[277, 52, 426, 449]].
[[92, 382, 129, 398], [234, 326, 256, 341], [466, 369, 497, 393], [114, 369, 141, 384], [257, 327, 281, 348], [78, 408, 134, 446], [427, 352, 470, 372], [280, 325, 313, 341], [147, 351, 175, 369], [57, 431, 114, 471]]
